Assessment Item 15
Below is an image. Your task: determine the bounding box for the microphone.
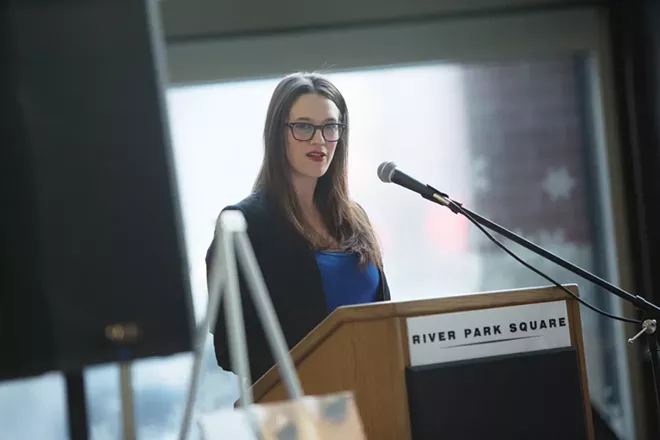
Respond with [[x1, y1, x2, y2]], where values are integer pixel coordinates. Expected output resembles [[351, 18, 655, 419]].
[[377, 161, 452, 207]]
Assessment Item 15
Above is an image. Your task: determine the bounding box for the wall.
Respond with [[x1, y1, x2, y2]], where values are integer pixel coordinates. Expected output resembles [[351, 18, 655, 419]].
[[160, 0, 596, 40], [164, 8, 607, 86]]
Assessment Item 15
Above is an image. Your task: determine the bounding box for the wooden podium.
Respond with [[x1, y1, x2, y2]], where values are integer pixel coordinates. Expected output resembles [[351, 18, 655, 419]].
[[251, 285, 593, 440]]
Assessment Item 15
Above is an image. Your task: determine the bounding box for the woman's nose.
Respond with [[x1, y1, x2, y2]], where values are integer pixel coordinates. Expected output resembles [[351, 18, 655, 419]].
[[310, 128, 325, 145]]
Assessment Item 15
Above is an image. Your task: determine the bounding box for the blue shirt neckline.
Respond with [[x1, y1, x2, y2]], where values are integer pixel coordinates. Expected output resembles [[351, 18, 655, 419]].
[[314, 250, 380, 313]]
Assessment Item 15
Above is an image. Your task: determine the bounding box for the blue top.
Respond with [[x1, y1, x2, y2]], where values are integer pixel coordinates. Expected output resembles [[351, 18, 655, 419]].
[[314, 250, 381, 313]]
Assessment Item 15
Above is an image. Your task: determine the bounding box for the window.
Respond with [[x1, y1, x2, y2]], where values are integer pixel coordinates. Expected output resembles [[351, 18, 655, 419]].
[[0, 373, 68, 440], [131, 59, 631, 438]]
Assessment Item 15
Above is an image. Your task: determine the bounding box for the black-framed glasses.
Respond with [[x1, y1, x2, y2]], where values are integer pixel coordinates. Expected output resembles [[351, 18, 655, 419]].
[[285, 122, 346, 142]]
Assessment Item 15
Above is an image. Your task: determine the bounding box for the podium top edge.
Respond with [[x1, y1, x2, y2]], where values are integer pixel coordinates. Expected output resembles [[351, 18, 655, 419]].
[[335, 283, 579, 317]]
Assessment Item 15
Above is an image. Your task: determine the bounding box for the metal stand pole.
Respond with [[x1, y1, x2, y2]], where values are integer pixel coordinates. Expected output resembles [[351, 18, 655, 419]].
[[120, 362, 137, 440], [177, 210, 304, 440], [65, 371, 89, 440], [649, 332, 660, 431]]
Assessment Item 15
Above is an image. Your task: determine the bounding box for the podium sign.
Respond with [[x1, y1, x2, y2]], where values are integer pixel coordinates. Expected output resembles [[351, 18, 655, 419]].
[[406, 300, 572, 366]]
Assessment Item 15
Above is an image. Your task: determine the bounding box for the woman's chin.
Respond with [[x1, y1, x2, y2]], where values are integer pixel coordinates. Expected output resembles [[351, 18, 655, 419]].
[[296, 166, 329, 179]]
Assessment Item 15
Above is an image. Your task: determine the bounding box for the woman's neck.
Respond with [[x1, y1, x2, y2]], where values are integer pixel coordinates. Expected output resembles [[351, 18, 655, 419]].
[[291, 172, 317, 211], [290, 172, 337, 247]]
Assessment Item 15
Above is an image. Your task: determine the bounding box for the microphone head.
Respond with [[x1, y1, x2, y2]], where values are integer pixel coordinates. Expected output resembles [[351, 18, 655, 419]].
[[377, 161, 397, 183]]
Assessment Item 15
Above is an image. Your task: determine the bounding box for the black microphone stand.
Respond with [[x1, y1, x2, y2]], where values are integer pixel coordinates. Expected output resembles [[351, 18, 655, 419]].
[[424, 186, 660, 423]]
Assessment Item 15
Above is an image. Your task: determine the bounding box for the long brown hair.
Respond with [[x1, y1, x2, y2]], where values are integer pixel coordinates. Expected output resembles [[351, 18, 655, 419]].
[[253, 72, 383, 269]]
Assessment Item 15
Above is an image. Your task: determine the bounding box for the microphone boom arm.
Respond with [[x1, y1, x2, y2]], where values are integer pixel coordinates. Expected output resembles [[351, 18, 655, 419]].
[[428, 186, 660, 315], [428, 188, 660, 424]]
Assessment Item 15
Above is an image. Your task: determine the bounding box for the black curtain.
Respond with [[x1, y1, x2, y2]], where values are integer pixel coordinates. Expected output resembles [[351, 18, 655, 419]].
[[608, 1, 660, 439]]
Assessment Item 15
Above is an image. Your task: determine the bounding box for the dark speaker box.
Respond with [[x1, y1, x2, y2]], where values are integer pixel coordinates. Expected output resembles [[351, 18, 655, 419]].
[[0, 0, 193, 381]]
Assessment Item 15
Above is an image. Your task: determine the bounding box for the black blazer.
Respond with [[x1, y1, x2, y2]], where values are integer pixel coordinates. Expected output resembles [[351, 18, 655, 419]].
[[206, 190, 390, 381]]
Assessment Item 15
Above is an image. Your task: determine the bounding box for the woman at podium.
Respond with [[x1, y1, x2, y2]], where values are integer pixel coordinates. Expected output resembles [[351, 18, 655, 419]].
[[206, 72, 391, 381]]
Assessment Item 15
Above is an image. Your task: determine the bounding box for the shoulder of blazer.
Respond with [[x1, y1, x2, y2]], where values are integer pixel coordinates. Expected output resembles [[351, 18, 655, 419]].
[[221, 191, 276, 242], [206, 191, 273, 268], [224, 191, 270, 219]]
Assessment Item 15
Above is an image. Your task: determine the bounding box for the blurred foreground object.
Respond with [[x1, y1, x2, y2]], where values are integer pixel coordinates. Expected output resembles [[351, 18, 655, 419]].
[[179, 210, 366, 439], [197, 392, 366, 440], [1, 0, 193, 438]]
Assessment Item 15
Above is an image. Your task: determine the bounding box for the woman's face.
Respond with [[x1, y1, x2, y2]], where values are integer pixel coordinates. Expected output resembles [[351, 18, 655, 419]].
[[285, 93, 342, 181]]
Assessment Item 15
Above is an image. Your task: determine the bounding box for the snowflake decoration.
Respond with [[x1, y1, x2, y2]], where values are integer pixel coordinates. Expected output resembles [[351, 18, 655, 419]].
[[472, 156, 490, 193], [542, 167, 576, 201]]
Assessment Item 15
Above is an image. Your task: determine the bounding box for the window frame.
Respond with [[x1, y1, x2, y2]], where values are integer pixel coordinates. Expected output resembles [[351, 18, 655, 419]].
[[164, 7, 641, 438]]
